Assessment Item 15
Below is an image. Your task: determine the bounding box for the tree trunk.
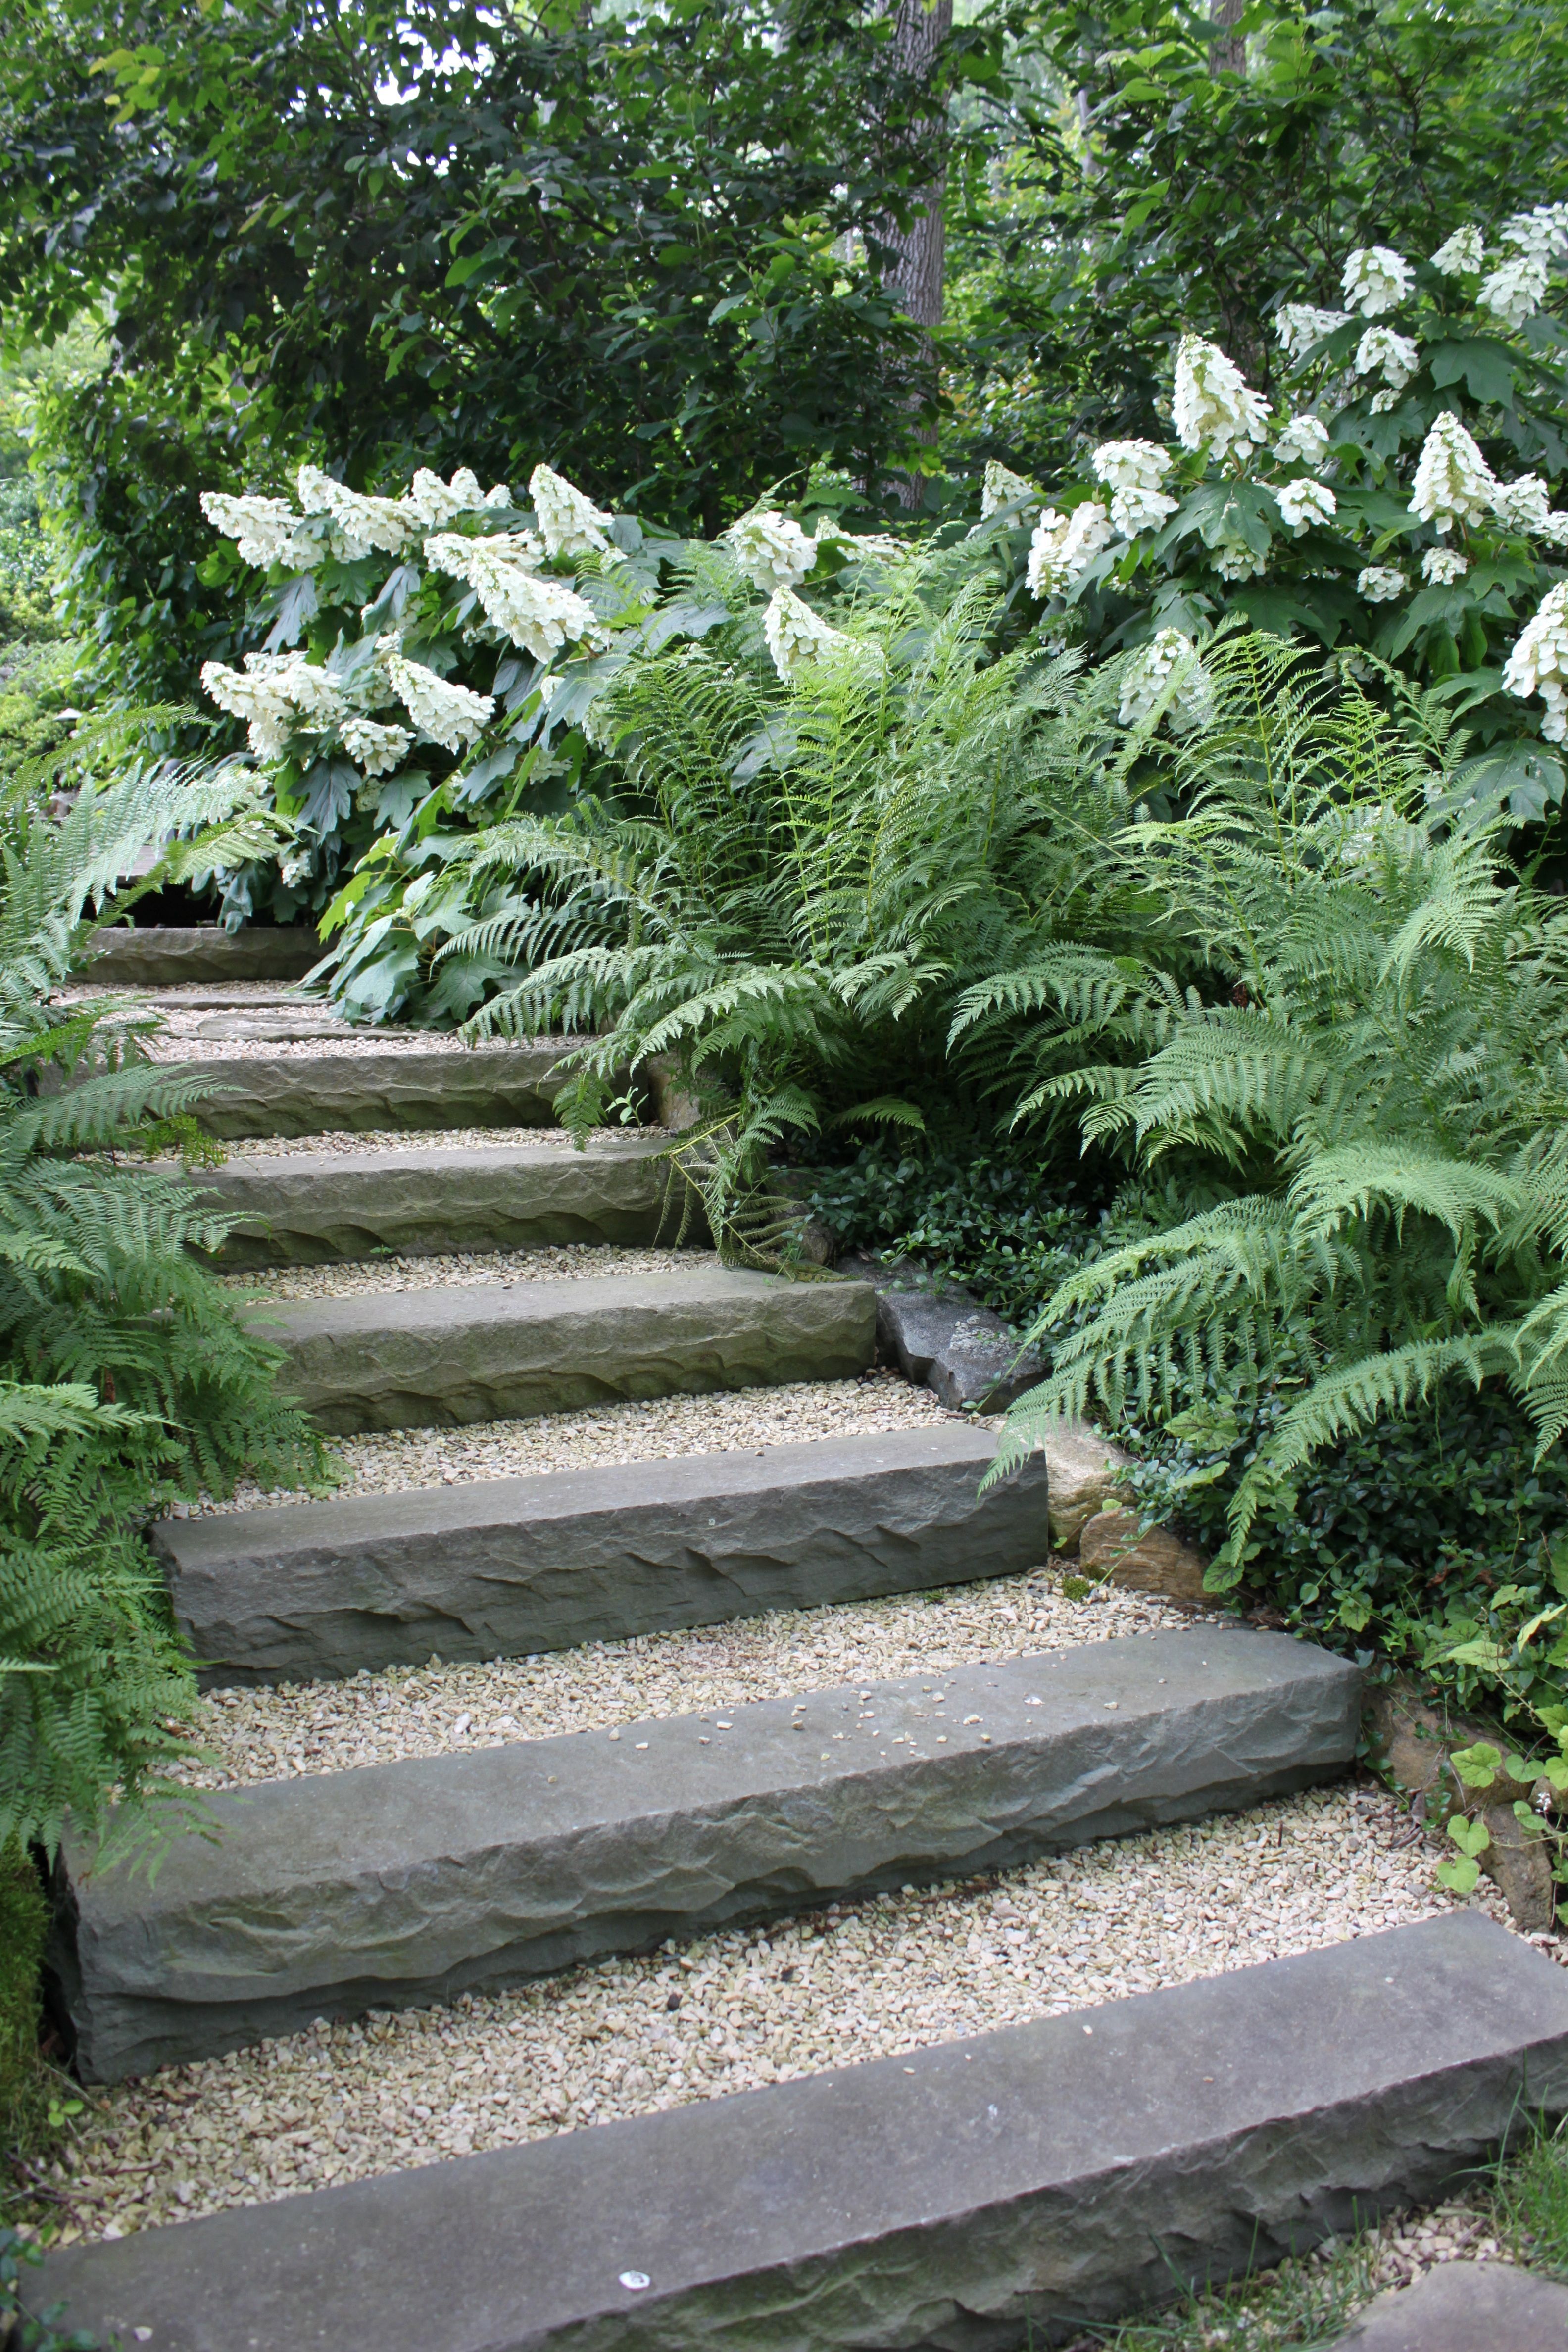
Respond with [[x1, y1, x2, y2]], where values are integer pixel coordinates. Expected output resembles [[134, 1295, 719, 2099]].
[[1209, 0, 1247, 78], [880, 0, 951, 506]]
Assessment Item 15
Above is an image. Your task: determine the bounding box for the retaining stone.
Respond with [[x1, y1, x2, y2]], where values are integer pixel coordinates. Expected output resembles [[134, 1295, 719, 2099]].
[[33, 1914, 1568, 2350], [185, 1044, 572, 1139], [200, 1134, 676, 1264], [1334, 2259, 1568, 2348], [83, 925, 321, 988], [252, 1265, 876, 1432], [155, 1424, 1050, 1683], [839, 1252, 1043, 1412], [53, 1628, 1357, 2080]]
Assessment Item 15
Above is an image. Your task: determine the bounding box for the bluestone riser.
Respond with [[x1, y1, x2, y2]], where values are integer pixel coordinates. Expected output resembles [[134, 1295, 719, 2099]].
[[250, 1266, 876, 1432], [184, 1043, 573, 1139], [33, 1915, 1568, 2352], [154, 1426, 1051, 1684], [83, 924, 320, 988], [198, 1135, 679, 1266], [53, 1630, 1358, 2080]]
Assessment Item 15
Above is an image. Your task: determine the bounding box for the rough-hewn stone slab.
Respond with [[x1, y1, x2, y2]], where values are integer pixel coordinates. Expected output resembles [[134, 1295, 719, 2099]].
[[54, 1629, 1357, 2080], [83, 925, 321, 987], [185, 1045, 570, 1139], [155, 1425, 1049, 1683], [839, 1252, 1043, 1411], [1334, 2258, 1568, 2349], [34, 1915, 1568, 2351], [200, 1135, 676, 1264], [252, 1266, 875, 1432]]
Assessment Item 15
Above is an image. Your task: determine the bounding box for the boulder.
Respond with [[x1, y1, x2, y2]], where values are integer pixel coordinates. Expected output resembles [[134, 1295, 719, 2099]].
[[1362, 1679, 1557, 1932], [1078, 1507, 1212, 1609], [1041, 1422, 1135, 1551]]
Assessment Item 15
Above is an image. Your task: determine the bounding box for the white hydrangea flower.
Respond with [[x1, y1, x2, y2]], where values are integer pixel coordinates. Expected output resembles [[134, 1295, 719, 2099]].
[[1545, 511, 1568, 548], [1499, 204, 1568, 264], [1274, 414, 1330, 467], [1354, 326, 1419, 391], [1503, 581, 1568, 741], [483, 482, 513, 508], [1091, 441, 1178, 536], [1025, 502, 1114, 596], [385, 652, 495, 752], [1273, 303, 1353, 364], [1357, 566, 1408, 604], [1172, 337, 1270, 462], [1276, 479, 1337, 536], [818, 525, 913, 565], [1493, 475, 1553, 534], [763, 587, 852, 680], [1212, 536, 1268, 583], [424, 530, 600, 661], [1408, 412, 1497, 534], [1110, 484, 1180, 536], [1342, 246, 1413, 317], [980, 461, 1040, 516], [296, 464, 419, 558], [725, 510, 819, 593], [1480, 252, 1550, 330], [1118, 629, 1213, 731], [199, 491, 323, 573], [528, 463, 619, 561], [1421, 547, 1469, 585], [1369, 389, 1401, 415], [1431, 226, 1484, 276], [401, 467, 489, 529], [340, 717, 413, 777], [200, 652, 349, 761]]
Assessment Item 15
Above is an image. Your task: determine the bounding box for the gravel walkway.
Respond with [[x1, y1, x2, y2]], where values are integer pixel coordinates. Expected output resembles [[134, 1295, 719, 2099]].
[[216, 1242, 720, 1300], [208, 1127, 664, 1163], [142, 1031, 572, 1062], [191, 1372, 952, 1516], [174, 1572, 1186, 1788], [49, 1788, 1510, 2243]]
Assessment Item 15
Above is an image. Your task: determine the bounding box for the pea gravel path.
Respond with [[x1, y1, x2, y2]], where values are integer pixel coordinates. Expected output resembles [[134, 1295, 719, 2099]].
[[48, 1789, 1513, 2244], [217, 1242, 718, 1300], [142, 1030, 571, 1062], [188, 1371, 950, 1516], [173, 1573, 1189, 1789], [207, 1126, 665, 1163]]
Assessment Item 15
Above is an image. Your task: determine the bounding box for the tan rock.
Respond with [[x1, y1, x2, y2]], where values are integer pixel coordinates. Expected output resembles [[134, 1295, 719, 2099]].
[[1077, 1508, 1211, 1609], [1043, 1425, 1133, 1552], [1478, 1801, 1555, 1933], [1362, 1679, 1556, 1932]]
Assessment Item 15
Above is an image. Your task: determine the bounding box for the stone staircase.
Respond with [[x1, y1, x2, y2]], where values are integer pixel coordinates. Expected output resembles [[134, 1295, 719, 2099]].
[[33, 938, 1568, 2349]]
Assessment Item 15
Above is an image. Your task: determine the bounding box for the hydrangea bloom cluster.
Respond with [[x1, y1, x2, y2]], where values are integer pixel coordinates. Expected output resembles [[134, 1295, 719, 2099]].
[[1503, 582, 1568, 741], [403, 467, 509, 529], [1492, 476, 1568, 544], [529, 464, 619, 562], [1422, 548, 1469, 585], [1342, 246, 1413, 317], [725, 510, 819, 593], [199, 493, 324, 574], [384, 653, 494, 753], [1354, 327, 1419, 392], [340, 717, 414, 777], [424, 530, 600, 663], [1357, 567, 1407, 604], [1408, 413, 1496, 534], [763, 587, 852, 680], [1431, 226, 1485, 276], [1273, 305, 1351, 364], [1026, 502, 1114, 596], [1091, 440, 1177, 536], [1276, 479, 1336, 536], [1118, 629, 1213, 731], [1274, 414, 1329, 467], [297, 465, 420, 558], [1481, 253, 1550, 331], [980, 461, 1040, 516], [199, 652, 348, 761], [1173, 336, 1270, 462]]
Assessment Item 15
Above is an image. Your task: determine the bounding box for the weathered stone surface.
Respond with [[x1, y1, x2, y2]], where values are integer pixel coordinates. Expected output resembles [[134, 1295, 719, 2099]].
[[837, 1254, 1043, 1412], [252, 1267, 875, 1432], [53, 1628, 1356, 2080], [183, 1044, 572, 1139], [156, 1426, 1051, 1684], [1334, 2258, 1568, 2348], [200, 1135, 677, 1264], [1362, 1680, 1557, 1931], [1477, 1801, 1556, 1933], [1077, 1508, 1211, 1609], [82, 924, 322, 988], [1041, 1423, 1133, 1551], [33, 1915, 1568, 2351]]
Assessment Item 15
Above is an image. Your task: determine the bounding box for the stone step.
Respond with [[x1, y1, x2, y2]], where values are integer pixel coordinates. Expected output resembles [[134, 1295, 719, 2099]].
[[200, 1134, 676, 1265], [83, 924, 321, 988], [250, 1265, 875, 1433], [155, 1424, 1048, 1684], [53, 1628, 1357, 2080], [178, 1042, 573, 1139], [36, 1913, 1568, 2349]]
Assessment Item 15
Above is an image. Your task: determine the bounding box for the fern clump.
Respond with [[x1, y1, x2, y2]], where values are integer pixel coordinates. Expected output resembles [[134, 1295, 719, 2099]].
[[973, 634, 1568, 1731], [0, 738, 326, 1857]]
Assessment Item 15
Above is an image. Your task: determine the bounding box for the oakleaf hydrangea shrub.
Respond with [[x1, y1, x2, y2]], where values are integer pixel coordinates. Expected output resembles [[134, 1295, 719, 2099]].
[[196, 461, 914, 1020], [976, 207, 1568, 819]]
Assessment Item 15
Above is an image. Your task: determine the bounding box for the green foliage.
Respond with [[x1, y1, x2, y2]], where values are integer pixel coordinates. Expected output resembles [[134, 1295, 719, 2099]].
[[0, 740, 327, 1857], [0, 1854, 49, 2187], [978, 636, 1568, 1725], [0, 2222, 98, 2351]]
